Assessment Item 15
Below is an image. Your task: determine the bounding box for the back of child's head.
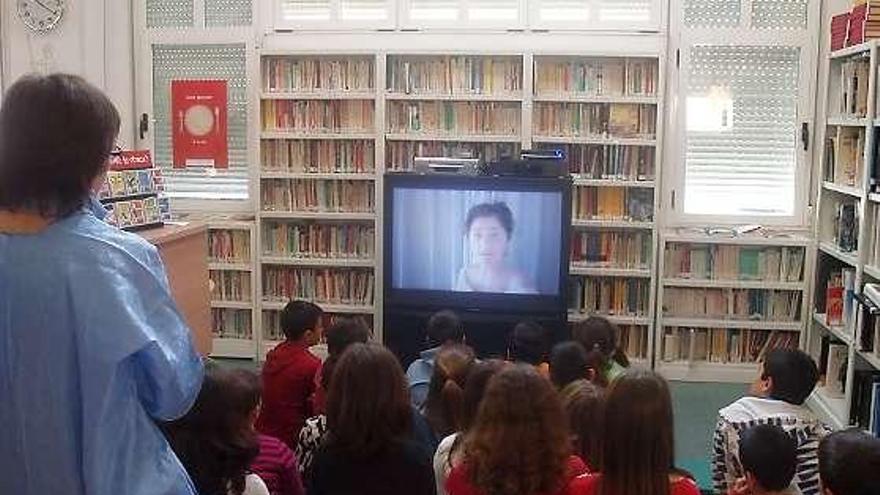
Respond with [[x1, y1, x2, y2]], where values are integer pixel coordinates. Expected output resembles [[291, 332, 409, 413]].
[[560, 379, 604, 469], [739, 424, 797, 492], [424, 343, 476, 437], [426, 309, 465, 346], [819, 428, 880, 495], [762, 348, 819, 405], [321, 317, 371, 390], [280, 300, 323, 341], [550, 341, 591, 389], [509, 320, 548, 366], [572, 316, 630, 369]]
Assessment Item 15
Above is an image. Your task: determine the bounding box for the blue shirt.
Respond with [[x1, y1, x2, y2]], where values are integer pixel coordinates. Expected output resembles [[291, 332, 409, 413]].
[[406, 346, 440, 411], [0, 199, 204, 495]]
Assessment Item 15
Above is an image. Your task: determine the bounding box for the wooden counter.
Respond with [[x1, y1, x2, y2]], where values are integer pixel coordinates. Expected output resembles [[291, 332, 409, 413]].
[[139, 223, 212, 355]]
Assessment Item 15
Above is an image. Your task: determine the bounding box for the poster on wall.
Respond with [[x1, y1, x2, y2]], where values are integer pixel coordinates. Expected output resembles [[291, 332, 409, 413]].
[[171, 80, 228, 169]]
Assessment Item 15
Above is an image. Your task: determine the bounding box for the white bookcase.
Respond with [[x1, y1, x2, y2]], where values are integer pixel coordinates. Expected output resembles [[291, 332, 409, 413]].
[[806, 40, 880, 429]]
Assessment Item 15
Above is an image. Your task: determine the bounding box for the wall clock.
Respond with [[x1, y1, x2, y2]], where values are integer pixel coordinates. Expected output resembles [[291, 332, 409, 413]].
[[17, 0, 65, 33]]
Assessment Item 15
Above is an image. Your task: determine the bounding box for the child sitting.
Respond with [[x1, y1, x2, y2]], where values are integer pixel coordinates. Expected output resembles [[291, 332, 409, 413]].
[[728, 424, 798, 495], [508, 320, 551, 378], [572, 316, 630, 386], [818, 428, 880, 495]]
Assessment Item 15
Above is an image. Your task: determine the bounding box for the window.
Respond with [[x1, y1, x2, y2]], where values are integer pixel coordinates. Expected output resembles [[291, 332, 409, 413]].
[[276, 0, 394, 28], [668, 0, 818, 225], [402, 0, 524, 28]]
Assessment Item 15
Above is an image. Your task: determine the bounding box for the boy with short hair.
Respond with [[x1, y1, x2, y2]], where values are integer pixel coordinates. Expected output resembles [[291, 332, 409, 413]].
[[406, 310, 465, 410], [818, 428, 880, 495], [508, 320, 550, 378], [256, 300, 324, 448], [712, 349, 831, 495], [728, 424, 798, 495]]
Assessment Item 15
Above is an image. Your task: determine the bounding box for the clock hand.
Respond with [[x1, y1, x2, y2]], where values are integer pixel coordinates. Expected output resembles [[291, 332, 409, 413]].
[[31, 0, 58, 16]]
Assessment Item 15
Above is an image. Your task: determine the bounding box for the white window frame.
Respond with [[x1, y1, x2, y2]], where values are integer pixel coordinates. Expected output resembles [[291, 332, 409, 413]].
[[272, 0, 396, 30], [663, 0, 821, 227], [526, 0, 664, 33], [398, 0, 527, 30]]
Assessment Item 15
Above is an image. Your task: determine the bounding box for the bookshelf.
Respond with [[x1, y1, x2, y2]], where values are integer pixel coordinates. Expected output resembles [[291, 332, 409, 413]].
[[656, 232, 811, 384], [807, 41, 880, 430], [207, 220, 259, 359]]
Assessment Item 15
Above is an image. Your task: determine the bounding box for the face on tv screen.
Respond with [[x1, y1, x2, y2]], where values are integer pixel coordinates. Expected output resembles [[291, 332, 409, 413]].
[[391, 187, 563, 296]]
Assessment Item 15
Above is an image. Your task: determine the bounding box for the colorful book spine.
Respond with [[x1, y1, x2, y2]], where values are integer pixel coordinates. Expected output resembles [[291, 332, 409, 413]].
[[387, 101, 521, 136], [571, 186, 653, 222], [262, 222, 375, 259], [261, 139, 375, 173], [209, 229, 251, 262], [534, 58, 657, 96], [662, 288, 801, 321], [212, 308, 253, 339], [568, 277, 650, 316], [210, 270, 252, 302], [262, 57, 374, 92], [661, 327, 798, 363], [663, 244, 805, 282], [533, 103, 656, 138], [261, 100, 375, 133], [548, 143, 655, 180], [261, 267, 375, 306], [387, 56, 522, 95], [570, 231, 652, 268], [260, 179, 375, 213]]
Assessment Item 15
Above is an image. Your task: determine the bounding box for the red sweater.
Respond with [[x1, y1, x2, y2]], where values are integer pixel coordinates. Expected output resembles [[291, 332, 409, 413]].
[[446, 455, 588, 495], [251, 434, 305, 495], [568, 473, 701, 495], [256, 341, 321, 448]]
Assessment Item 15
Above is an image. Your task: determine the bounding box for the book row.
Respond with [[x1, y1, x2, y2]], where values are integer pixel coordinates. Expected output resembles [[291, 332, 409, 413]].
[[822, 268, 857, 329], [210, 270, 252, 302], [212, 308, 253, 340], [663, 244, 806, 282], [261, 179, 375, 213], [262, 222, 375, 259], [618, 325, 649, 360], [386, 56, 522, 96], [661, 328, 798, 363], [533, 103, 656, 139], [662, 288, 801, 322], [871, 205, 880, 268], [209, 229, 251, 263], [261, 100, 374, 133], [105, 196, 168, 230], [572, 187, 653, 222], [534, 58, 658, 96], [570, 231, 652, 269], [98, 168, 164, 201], [385, 141, 519, 171], [387, 101, 521, 136], [833, 200, 859, 253], [261, 139, 375, 173], [851, 369, 880, 436], [568, 277, 650, 316], [262, 57, 374, 92], [824, 128, 863, 188], [544, 143, 654, 181], [262, 267, 375, 306], [818, 336, 849, 398], [262, 311, 373, 343], [838, 57, 869, 117]]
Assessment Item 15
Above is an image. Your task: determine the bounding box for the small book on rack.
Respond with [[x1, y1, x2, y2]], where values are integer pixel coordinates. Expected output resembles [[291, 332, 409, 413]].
[[831, 12, 850, 51], [849, 2, 868, 45], [850, 370, 880, 434], [835, 202, 859, 252], [825, 341, 849, 398], [98, 150, 170, 231]]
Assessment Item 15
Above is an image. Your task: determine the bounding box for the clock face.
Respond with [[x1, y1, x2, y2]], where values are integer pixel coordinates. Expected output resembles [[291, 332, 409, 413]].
[[17, 0, 65, 33]]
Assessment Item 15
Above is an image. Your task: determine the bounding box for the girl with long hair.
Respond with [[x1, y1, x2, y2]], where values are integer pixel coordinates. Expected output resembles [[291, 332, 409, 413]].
[[560, 380, 604, 471], [572, 317, 630, 386], [423, 343, 477, 438]]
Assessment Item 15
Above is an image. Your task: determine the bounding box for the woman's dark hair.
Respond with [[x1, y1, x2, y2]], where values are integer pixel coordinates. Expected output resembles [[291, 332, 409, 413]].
[[320, 316, 371, 390], [762, 348, 819, 405], [424, 344, 476, 438], [0, 73, 120, 218], [560, 379, 604, 469], [162, 361, 261, 495], [598, 369, 679, 495], [325, 343, 412, 457], [464, 202, 514, 237], [463, 365, 572, 495], [509, 320, 548, 365], [819, 428, 880, 495], [573, 316, 630, 375], [447, 359, 508, 470], [550, 341, 592, 389], [739, 424, 797, 491]]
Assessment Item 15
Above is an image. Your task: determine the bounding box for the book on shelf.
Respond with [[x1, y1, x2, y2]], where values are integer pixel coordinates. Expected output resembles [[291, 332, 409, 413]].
[[831, 12, 850, 51], [387, 56, 522, 96], [387, 101, 520, 136], [824, 268, 857, 329], [664, 244, 805, 282], [572, 186, 653, 222], [262, 266, 375, 306], [543, 143, 654, 181], [570, 230, 652, 269], [210, 270, 252, 302], [212, 308, 253, 340], [261, 179, 375, 213], [824, 129, 863, 187], [261, 100, 374, 133], [823, 339, 849, 398], [839, 57, 870, 117], [568, 277, 650, 316], [662, 288, 801, 321], [848, 2, 880, 44], [262, 57, 374, 93], [261, 139, 375, 173], [618, 325, 649, 360], [661, 327, 798, 363], [834, 201, 859, 252], [534, 58, 657, 96], [209, 229, 250, 263], [533, 102, 656, 139], [262, 221, 375, 259], [872, 205, 880, 267], [850, 369, 880, 434], [386, 141, 519, 171]]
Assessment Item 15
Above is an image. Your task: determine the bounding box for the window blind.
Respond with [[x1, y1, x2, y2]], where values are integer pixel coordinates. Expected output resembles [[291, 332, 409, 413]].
[[279, 0, 393, 24], [530, 0, 659, 30]]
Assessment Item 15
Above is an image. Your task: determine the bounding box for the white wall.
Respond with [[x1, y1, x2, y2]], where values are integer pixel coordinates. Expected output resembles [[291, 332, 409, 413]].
[[0, 0, 135, 145]]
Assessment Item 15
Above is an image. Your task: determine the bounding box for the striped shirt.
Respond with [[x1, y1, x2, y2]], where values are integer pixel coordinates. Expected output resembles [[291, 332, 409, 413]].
[[712, 397, 831, 495], [251, 434, 305, 495]]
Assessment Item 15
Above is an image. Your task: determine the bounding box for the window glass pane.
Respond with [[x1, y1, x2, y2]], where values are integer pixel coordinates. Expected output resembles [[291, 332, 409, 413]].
[[408, 0, 460, 21], [751, 0, 807, 29], [341, 0, 390, 20], [467, 0, 520, 21], [684, 45, 800, 217], [205, 0, 252, 27], [147, 0, 194, 28], [280, 0, 331, 21], [536, 1, 590, 22], [684, 0, 741, 27], [597, 0, 654, 24], [152, 44, 249, 200]]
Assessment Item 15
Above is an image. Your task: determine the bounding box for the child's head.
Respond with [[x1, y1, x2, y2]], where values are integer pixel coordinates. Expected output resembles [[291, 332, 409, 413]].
[[572, 316, 630, 369], [162, 361, 261, 495], [321, 317, 371, 391], [424, 343, 476, 437], [426, 309, 465, 347], [280, 300, 324, 345], [751, 348, 819, 405], [819, 428, 880, 495], [509, 320, 548, 366], [738, 424, 797, 493], [560, 379, 604, 469], [550, 341, 592, 389], [601, 369, 676, 495]]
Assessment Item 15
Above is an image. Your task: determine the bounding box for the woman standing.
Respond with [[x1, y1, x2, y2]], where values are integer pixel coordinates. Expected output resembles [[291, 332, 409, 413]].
[[0, 74, 203, 495]]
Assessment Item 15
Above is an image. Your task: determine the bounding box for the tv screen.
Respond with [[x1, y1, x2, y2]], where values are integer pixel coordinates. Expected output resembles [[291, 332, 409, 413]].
[[384, 174, 571, 314]]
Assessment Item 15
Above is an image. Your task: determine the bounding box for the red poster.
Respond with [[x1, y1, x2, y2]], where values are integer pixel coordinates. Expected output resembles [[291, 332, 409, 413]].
[[171, 80, 228, 169]]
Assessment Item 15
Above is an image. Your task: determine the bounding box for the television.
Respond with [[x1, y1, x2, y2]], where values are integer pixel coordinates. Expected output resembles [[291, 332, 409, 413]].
[[384, 173, 572, 315]]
